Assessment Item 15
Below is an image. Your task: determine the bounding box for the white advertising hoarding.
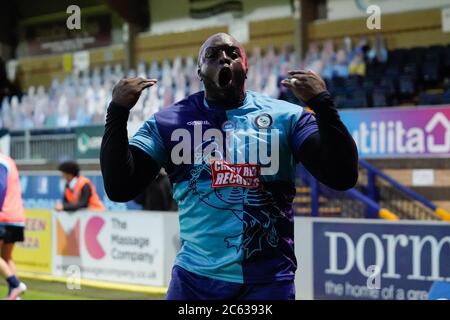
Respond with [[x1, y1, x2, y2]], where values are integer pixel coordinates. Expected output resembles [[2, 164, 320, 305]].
[[53, 211, 178, 287], [48, 211, 449, 299]]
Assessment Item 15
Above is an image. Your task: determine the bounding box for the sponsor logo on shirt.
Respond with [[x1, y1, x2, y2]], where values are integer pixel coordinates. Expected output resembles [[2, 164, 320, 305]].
[[187, 120, 211, 126], [210, 160, 261, 189], [221, 120, 235, 131]]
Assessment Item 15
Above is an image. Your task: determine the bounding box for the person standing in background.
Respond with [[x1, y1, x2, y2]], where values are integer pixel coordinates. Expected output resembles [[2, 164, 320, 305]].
[[0, 152, 27, 300], [55, 161, 105, 212]]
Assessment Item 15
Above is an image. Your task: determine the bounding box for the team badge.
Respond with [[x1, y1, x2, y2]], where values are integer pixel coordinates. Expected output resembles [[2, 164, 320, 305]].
[[255, 113, 272, 129]]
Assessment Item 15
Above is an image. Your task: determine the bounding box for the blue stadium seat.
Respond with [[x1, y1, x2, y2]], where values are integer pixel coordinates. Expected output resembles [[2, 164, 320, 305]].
[[401, 63, 419, 81], [362, 77, 375, 92], [398, 75, 416, 100], [372, 89, 388, 108], [329, 76, 348, 96], [349, 91, 368, 108], [418, 92, 443, 106], [345, 75, 363, 92], [442, 89, 450, 104], [426, 45, 445, 63], [366, 62, 385, 80], [379, 78, 396, 96], [333, 94, 348, 109], [407, 47, 426, 65], [444, 45, 450, 73], [388, 48, 407, 65], [384, 63, 401, 79], [422, 60, 440, 86]]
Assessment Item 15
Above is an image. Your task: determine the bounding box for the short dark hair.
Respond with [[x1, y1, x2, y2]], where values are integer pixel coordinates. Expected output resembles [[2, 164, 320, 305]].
[[58, 161, 80, 177]]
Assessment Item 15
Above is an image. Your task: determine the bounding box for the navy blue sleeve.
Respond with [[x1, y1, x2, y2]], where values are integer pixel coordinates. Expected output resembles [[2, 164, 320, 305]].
[[0, 164, 8, 209], [296, 92, 359, 191], [290, 110, 319, 160]]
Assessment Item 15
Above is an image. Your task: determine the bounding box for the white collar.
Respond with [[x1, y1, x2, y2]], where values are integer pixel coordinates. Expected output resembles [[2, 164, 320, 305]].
[[68, 177, 78, 190]]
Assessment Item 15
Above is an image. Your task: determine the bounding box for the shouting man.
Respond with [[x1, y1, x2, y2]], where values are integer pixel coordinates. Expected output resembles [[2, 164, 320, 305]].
[[100, 33, 358, 300]]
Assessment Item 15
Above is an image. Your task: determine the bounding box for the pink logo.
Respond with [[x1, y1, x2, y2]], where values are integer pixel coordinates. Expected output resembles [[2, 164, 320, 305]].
[[84, 216, 105, 259]]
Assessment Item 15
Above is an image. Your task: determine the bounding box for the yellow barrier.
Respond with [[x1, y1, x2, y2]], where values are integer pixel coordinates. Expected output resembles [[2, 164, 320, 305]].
[[18, 271, 168, 295], [435, 208, 450, 222], [378, 208, 399, 220]]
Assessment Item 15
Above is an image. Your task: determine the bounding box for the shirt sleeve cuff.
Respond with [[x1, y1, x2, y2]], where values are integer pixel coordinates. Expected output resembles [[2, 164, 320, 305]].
[[306, 91, 339, 121], [107, 102, 131, 117]]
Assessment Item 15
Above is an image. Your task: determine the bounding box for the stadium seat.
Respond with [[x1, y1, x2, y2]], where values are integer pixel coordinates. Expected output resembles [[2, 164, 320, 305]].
[[372, 88, 389, 108], [362, 77, 375, 92], [422, 60, 440, 86], [384, 63, 401, 79], [444, 45, 450, 73], [3, 39, 450, 132], [379, 78, 396, 96], [329, 76, 348, 96], [366, 62, 385, 80], [388, 48, 407, 64], [407, 47, 426, 65], [426, 45, 445, 64], [402, 63, 419, 81], [398, 75, 416, 100], [442, 89, 450, 104], [418, 92, 443, 105], [347, 91, 368, 108], [333, 94, 348, 109]]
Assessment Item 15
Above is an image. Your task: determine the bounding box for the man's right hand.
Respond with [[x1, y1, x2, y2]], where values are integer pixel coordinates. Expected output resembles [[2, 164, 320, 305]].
[[111, 77, 158, 110]]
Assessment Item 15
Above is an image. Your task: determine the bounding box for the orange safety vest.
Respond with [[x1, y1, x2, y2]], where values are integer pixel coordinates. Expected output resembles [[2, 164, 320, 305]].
[[65, 176, 105, 211], [0, 154, 25, 224]]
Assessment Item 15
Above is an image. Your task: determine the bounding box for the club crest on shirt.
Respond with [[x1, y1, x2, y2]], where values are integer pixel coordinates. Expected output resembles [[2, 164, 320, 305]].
[[255, 113, 272, 129]]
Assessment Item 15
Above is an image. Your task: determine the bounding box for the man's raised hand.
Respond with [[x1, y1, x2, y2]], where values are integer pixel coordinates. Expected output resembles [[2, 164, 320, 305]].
[[281, 70, 327, 103], [112, 77, 158, 110]]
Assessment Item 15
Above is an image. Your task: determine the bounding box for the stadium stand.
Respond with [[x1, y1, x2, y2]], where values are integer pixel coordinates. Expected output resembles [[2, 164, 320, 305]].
[[0, 0, 449, 302], [2, 38, 450, 130]]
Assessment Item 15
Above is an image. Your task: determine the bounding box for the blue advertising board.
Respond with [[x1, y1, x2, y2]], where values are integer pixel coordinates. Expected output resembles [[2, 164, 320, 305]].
[[20, 173, 141, 211], [313, 221, 450, 300]]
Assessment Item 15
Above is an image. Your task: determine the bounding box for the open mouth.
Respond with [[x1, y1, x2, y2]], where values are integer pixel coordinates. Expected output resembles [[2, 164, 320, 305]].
[[218, 67, 232, 88]]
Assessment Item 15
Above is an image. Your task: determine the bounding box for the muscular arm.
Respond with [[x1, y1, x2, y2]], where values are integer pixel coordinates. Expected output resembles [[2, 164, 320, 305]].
[[297, 92, 358, 190], [100, 102, 160, 202]]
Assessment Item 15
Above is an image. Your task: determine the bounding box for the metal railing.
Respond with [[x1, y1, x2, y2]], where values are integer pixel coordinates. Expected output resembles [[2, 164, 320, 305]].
[[298, 159, 443, 220], [297, 165, 383, 219], [10, 129, 76, 161], [359, 159, 439, 220]]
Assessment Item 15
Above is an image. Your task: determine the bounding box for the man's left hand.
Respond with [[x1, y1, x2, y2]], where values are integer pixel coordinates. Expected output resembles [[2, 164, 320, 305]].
[[281, 70, 327, 102], [55, 203, 63, 212]]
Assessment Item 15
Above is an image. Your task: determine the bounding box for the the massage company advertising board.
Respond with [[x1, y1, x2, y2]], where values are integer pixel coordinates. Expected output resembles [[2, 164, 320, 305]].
[[52, 211, 165, 286], [312, 220, 450, 300], [13, 209, 52, 274], [340, 106, 450, 158]]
